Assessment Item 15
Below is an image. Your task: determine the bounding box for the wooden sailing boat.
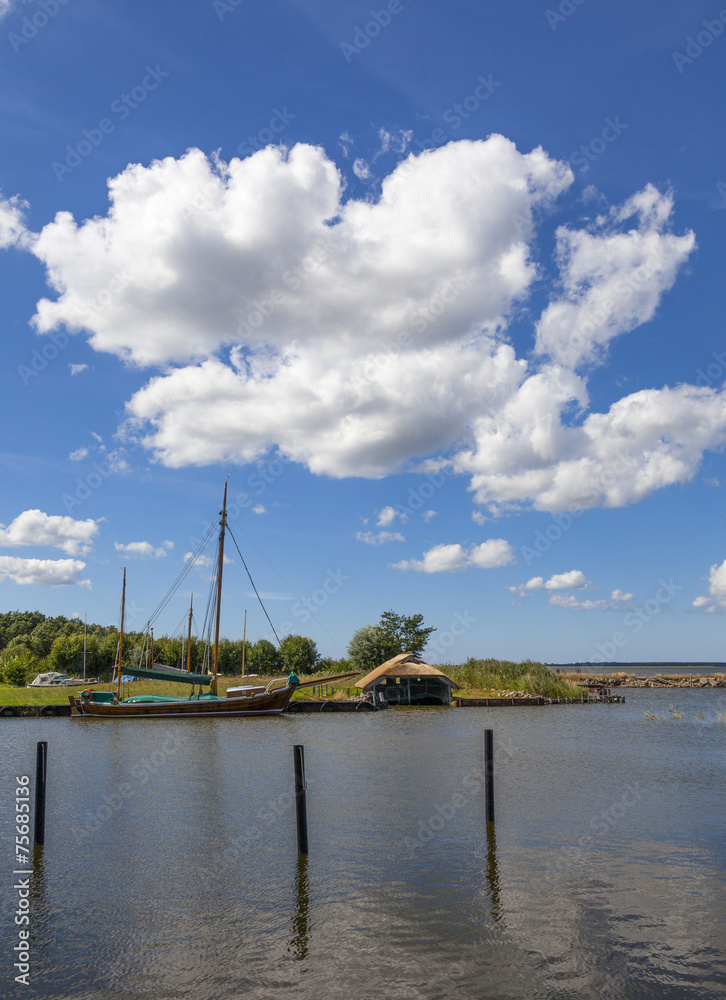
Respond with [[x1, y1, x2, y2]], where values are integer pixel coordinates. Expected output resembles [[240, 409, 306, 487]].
[[69, 483, 298, 719]]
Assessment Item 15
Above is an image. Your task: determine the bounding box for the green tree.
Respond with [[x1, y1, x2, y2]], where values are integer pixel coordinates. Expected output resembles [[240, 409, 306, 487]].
[[347, 625, 389, 673], [279, 635, 319, 674], [248, 639, 283, 675], [3, 649, 36, 687], [28, 620, 59, 658], [377, 610, 436, 658], [49, 633, 84, 671]]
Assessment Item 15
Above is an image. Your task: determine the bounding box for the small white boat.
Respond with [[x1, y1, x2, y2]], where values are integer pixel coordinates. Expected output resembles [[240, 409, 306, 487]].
[[28, 671, 98, 688]]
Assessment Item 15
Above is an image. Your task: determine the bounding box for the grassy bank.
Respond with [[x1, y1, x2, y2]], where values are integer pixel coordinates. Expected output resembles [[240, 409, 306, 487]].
[[444, 658, 582, 699], [0, 660, 581, 706]]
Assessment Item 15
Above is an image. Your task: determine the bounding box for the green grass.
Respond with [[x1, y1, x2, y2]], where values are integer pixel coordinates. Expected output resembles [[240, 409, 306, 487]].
[[444, 658, 582, 699]]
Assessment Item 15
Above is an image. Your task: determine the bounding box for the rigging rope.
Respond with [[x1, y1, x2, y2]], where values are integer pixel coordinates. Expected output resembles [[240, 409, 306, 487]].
[[227, 525, 281, 646], [143, 520, 218, 632]]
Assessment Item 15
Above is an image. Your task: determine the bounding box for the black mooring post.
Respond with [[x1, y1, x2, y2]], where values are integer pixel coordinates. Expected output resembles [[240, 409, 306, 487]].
[[34, 741, 48, 846], [484, 729, 495, 824], [293, 745, 308, 854]]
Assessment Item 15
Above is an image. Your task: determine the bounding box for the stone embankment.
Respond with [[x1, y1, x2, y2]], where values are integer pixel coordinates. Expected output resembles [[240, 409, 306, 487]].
[[560, 673, 726, 689]]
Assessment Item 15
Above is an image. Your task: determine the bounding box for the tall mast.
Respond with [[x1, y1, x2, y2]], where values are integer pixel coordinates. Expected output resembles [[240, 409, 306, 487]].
[[83, 614, 87, 681], [186, 594, 193, 672], [211, 480, 228, 696], [242, 609, 247, 676], [116, 567, 126, 699]]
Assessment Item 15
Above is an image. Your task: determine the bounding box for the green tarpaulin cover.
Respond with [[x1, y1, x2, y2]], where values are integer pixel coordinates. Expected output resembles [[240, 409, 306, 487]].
[[121, 664, 212, 686]]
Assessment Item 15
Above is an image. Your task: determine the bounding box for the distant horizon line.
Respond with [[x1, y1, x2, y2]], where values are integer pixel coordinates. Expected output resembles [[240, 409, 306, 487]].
[[547, 661, 726, 668]]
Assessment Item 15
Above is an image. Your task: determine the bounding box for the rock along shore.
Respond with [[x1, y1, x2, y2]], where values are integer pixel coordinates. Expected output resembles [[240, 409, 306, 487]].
[[560, 672, 726, 689]]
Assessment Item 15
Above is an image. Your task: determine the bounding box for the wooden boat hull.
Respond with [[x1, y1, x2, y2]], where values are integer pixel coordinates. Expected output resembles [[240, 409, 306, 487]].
[[70, 686, 294, 719]]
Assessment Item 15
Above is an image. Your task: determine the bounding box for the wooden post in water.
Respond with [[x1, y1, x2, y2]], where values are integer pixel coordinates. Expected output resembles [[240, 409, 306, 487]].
[[34, 741, 47, 846], [484, 729, 495, 824], [293, 745, 308, 854]]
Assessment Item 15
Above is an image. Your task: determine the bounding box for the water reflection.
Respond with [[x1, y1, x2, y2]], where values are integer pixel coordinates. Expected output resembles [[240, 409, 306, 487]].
[[485, 821, 502, 923], [288, 854, 310, 963]]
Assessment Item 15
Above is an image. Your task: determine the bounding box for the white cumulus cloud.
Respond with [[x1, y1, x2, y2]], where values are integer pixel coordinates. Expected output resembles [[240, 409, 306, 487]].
[[535, 186, 695, 369], [510, 574, 634, 609], [7, 137, 722, 520], [508, 569, 589, 596], [0, 509, 98, 556], [392, 538, 514, 573], [376, 506, 407, 527], [0, 556, 88, 587], [693, 559, 726, 613]]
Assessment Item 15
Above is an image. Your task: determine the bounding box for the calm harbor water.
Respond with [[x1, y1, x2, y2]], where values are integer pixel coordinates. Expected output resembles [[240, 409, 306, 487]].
[[2, 687, 725, 999]]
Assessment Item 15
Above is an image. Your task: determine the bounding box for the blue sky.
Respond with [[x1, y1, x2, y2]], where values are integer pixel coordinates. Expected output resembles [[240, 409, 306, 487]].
[[2, 0, 726, 665]]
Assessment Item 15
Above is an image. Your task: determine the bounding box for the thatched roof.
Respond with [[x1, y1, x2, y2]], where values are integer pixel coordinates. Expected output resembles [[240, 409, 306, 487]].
[[355, 652, 459, 690]]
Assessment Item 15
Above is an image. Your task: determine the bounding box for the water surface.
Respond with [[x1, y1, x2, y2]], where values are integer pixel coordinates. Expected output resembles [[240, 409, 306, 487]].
[[1, 688, 725, 998]]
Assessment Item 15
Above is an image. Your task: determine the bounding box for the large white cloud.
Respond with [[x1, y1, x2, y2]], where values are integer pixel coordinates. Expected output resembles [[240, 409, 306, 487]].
[[7, 136, 724, 516], [125, 341, 524, 477], [29, 137, 569, 366], [0, 556, 88, 587], [456, 379, 726, 514], [0, 509, 99, 556]]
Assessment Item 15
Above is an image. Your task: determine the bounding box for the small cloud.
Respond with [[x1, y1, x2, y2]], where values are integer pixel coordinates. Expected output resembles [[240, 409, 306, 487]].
[[423, 510, 437, 523], [338, 131, 353, 158], [468, 539, 516, 569], [508, 569, 590, 598], [693, 558, 726, 613], [252, 504, 266, 515], [376, 505, 407, 528], [353, 158, 371, 180], [185, 552, 213, 568], [357, 530, 405, 546], [183, 552, 233, 570], [392, 538, 514, 573], [91, 431, 103, 444], [114, 541, 168, 559], [546, 570, 588, 590], [548, 593, 609, 611], [610, 588, 633, 602], [510, 575, 635, 610], [374, 127, 413, 160], [69, 447, 88, 462], [69, 364, 88, 376], [392, 543, 467, 574], [471, 511, 488, 526]]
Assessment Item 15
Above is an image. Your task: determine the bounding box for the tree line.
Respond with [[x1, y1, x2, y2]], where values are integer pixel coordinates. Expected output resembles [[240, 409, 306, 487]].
[[0, 608, 436, 686]]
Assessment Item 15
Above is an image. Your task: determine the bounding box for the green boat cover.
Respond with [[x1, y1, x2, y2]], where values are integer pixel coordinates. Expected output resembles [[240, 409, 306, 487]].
[[123, 694, 220, 703], [120, 664, 212, 686]]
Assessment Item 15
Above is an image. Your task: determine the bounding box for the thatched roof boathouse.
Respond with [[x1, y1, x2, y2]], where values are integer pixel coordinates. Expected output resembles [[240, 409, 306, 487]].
[[355, 653, 459, 706]]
